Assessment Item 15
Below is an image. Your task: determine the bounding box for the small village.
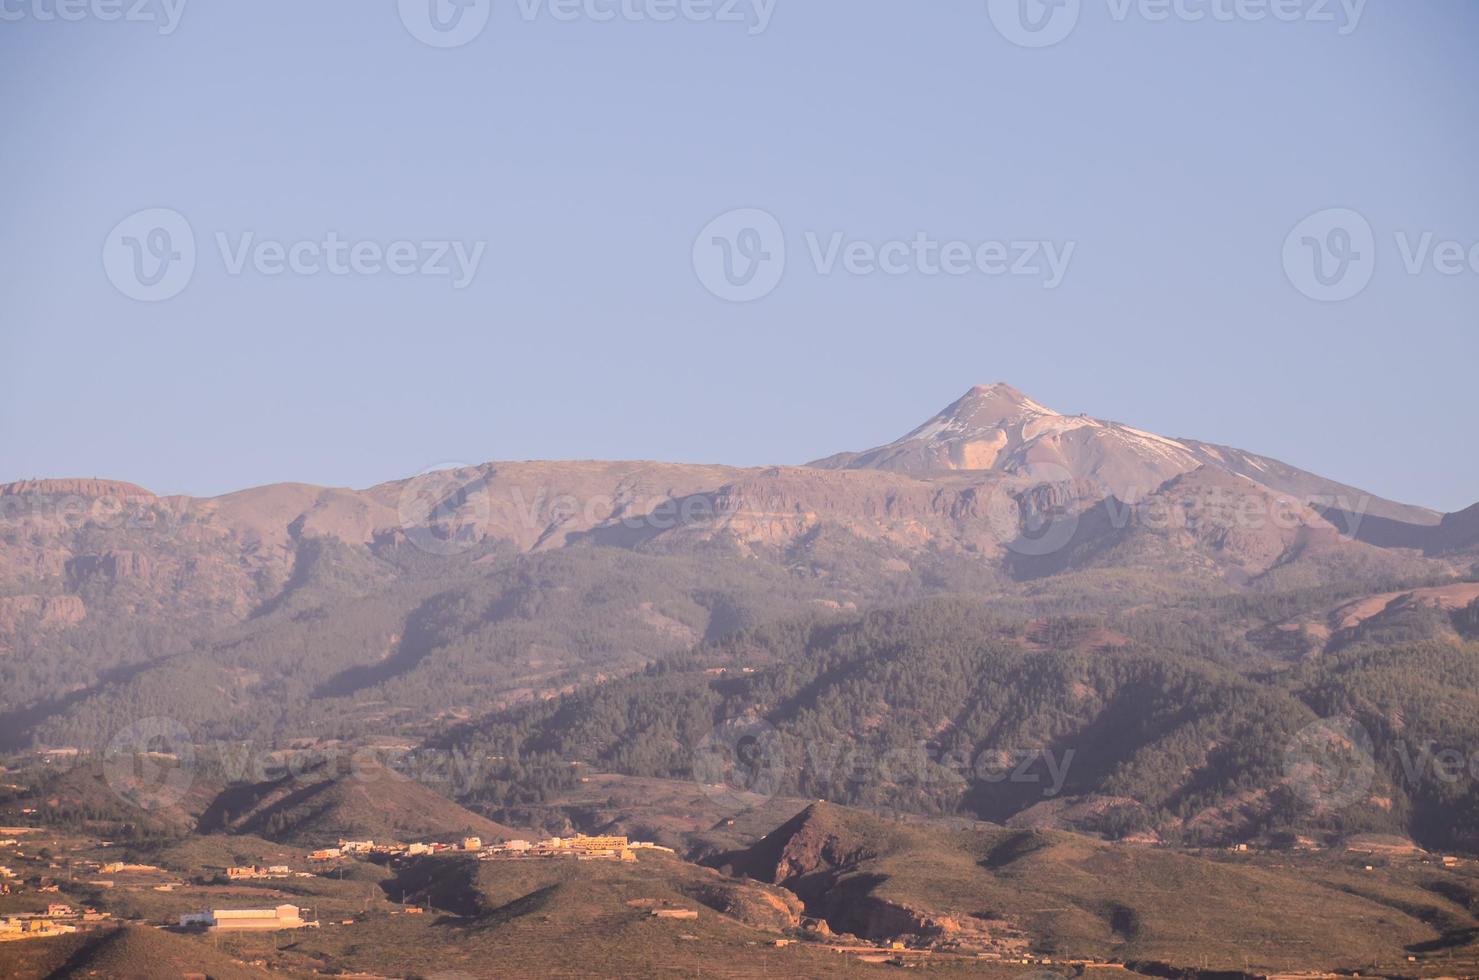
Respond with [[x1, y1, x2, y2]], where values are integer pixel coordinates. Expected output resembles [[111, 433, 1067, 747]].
[[0, 903, 83, 943], [304, 833, 676, 866], [479, 834, 676, 862], [166, 835, 674, 935], [3, 802, 1478, 977], [0, 826, 682, 948]]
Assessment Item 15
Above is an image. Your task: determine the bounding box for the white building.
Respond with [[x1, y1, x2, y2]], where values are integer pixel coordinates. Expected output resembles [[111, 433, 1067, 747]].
[[180, 904, 315, 932]]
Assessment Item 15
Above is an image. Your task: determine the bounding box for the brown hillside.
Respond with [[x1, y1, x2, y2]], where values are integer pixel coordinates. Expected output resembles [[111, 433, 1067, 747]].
[[721, 802, 1460, 973], [199, 761, 523, 846]]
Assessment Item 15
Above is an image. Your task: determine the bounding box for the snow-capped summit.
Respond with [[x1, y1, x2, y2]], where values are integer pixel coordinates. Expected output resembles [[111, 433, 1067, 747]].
[[808, 386, 1440, 525], [939, 383, 1060, 425], [811, 384, 1198, 489]]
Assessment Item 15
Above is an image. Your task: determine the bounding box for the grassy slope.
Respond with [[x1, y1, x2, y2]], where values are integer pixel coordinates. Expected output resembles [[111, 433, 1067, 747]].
[[731, 802, 1475, 974], [208, 851, 1123, 979], [0, 924, 279, 980]]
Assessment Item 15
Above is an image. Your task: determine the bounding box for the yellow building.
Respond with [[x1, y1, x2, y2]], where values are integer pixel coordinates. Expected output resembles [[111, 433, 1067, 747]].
[[0, 918, 78, 942], [566, 835, 629, 853]]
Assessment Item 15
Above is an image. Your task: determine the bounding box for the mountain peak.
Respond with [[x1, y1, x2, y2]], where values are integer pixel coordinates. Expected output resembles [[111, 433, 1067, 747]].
[[807, 386, 1435, 526], [949, 384, 1058, 421], [965, 382, 1025, 398], [814, 384, 1198, 481]]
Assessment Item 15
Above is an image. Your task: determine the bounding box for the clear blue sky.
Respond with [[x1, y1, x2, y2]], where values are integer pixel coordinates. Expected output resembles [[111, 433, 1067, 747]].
[[2, 0, 1476, 511]]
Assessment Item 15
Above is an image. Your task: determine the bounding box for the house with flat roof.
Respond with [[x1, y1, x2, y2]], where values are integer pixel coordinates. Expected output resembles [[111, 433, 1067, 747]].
[[179, 904, 315, 932]]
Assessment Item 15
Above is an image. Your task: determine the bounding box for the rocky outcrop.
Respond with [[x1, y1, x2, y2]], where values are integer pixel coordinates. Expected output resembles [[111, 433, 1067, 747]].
[[0, 478, 155, 500], [0, 594, 86, 634], [720, 803, 1022, 950], [685, 878, 805, 932], [68, 550, 152, 584]]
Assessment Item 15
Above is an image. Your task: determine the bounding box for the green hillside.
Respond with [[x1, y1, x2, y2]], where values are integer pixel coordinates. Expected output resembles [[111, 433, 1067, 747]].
[[454, 596, 1479, 850]]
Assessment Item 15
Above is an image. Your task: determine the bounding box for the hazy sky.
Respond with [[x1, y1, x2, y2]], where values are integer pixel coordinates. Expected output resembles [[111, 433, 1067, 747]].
[[2, 0, 1476, 511]]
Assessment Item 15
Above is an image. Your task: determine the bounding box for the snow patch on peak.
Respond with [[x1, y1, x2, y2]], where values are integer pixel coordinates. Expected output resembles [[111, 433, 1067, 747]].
[[1022, 415, 1098, 441], [961, 383, 1058, 418], [1108, 425, 1200, 465]]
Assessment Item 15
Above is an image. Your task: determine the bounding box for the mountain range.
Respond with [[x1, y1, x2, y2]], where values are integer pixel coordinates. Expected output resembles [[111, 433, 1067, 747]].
[[1, 381, 1478, 980], [0, 384, 1474, 758]]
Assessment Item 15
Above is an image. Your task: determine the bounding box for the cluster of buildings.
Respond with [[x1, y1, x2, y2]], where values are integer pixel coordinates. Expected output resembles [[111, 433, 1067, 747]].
[[224, 864, 302, 881], [301, 833, 680, 869], [180, 904, 318, 933], [0, 916, 77, 942], [0, 906, 83, 943], [481, 834, 674, 862], [1, 832, 29, 892], [305, 833, 675, 867], [99, 861, 161, 875], [311, 837, 488, 862]]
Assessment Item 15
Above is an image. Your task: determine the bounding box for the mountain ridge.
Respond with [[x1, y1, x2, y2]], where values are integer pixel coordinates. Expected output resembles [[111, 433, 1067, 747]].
[[810, 384, 1442, 526], [1, 385, 1472, 752], [2, 384, 1450, 525]]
